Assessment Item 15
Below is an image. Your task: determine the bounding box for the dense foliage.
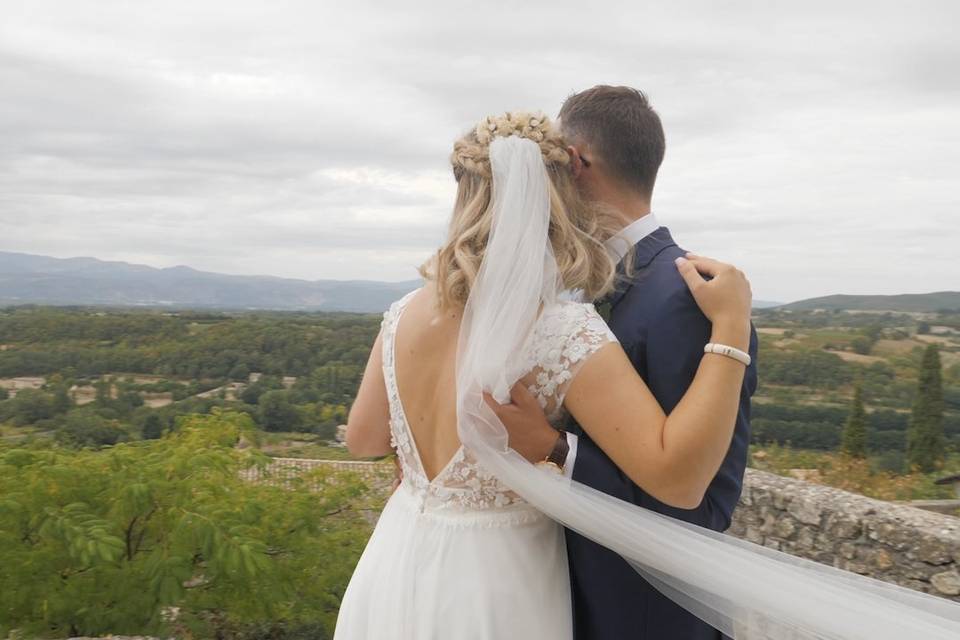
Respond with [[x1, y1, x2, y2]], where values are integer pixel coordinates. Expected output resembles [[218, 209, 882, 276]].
[[0, 411, 380, 638], [0, 307, 375, 444], [2, 305, 958, 475], [0, 307, 378, 383]]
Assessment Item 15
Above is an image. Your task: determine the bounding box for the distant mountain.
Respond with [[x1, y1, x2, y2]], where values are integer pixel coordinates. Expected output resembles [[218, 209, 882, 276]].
[[752, 300, 783, 309], [4, 251, 954, 315], [778, 292, 960, 313], [0, 251, 421, 312]]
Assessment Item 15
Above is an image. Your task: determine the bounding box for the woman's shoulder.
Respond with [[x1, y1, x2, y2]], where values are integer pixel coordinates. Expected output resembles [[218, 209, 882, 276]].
[[523, 298, 619, 408], [538, 298, 616, 341], [382, 286, 424, 324]]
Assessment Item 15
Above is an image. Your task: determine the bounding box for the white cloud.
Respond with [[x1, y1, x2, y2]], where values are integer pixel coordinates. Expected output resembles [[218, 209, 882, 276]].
[[1, 0, 958, 302]]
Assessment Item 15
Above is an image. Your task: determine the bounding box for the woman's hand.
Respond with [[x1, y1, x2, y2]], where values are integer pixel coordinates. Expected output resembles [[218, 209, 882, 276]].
[[675, 253, 752, 346]]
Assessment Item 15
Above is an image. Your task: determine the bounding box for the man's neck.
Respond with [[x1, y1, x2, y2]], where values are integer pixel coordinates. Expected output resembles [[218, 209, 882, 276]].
[[597, 187, 652, 231]]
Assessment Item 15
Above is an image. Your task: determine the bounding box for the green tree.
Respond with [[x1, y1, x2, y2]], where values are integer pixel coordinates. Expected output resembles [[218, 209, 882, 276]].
[[850, 337, 872, 356], [0, 410, 377, 638], [841, 385, 868, 458], [141, 413, 165, 440], [258, 390, 301, 432], [52, 384, 73, 414], [850, 324, 883, 355], [55, 411, 128, 449], [229, 362, 251, 382], [1, 388, 56, 425], [906, 344, 945, 472], [240, 376, 283, 405], [95, 378, 113, 405]]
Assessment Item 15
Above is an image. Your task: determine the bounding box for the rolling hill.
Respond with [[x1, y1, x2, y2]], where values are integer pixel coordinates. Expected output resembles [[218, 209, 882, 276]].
[[778, 292, 960, 313], [0, 251, 421, 312], [2, 251, 955, 314]]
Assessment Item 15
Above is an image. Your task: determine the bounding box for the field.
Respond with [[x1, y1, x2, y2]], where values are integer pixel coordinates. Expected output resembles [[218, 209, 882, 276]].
[[1, 303, 958, 499], [746, 306, 960, 498]]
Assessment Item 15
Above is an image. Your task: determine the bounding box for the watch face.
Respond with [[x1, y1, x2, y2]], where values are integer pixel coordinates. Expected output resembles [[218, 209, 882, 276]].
[[536, 461, 563, 475]]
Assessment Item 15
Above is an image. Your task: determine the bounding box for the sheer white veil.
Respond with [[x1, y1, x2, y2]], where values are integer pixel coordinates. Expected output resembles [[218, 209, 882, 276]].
[[454, 135, 960, 639]]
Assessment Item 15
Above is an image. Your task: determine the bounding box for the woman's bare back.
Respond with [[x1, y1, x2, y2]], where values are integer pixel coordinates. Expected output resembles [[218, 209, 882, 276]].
[[390, 282, 616, 483], [391, 283, 466, 480]]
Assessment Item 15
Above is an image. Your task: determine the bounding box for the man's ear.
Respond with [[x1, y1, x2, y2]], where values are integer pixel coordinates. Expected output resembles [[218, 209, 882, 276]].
[[567, 145, 584, 178]]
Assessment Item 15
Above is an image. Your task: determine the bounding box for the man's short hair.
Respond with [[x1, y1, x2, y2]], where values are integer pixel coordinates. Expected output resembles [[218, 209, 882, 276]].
[[559, 85, 665, 197]]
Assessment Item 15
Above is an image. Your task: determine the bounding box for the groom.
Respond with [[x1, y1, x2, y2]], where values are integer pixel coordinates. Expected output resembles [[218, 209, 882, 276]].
[[493, 86, 759, 639]]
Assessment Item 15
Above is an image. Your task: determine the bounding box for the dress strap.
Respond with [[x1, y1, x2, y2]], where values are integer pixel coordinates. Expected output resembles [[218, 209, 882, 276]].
[[380, 287, 428, 487], [381, 287, 421, 354]]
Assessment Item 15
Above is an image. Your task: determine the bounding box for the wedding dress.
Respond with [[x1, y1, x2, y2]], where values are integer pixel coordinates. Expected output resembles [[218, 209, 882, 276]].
[[333, 288, 617, 640]]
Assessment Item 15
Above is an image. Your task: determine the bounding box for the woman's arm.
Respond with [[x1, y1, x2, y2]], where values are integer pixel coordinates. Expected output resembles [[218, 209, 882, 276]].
[[563, 317, 748, 509], [487, 253, 752, 509], [344, 329, 393, 458]]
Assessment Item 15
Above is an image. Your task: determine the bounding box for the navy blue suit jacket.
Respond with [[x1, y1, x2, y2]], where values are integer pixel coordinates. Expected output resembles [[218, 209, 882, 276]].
[[565, 226, 759, 640]]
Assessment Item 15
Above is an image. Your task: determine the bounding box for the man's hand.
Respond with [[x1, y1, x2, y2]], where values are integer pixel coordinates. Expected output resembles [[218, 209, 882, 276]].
[[482, 381, 559, 464]]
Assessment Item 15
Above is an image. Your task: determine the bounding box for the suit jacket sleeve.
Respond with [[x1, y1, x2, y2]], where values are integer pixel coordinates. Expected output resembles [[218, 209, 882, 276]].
[[637, 285, 759, 530]]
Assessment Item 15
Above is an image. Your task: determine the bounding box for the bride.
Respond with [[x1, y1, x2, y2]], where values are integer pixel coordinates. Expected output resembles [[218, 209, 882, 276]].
[[334, 113, 960, 639]]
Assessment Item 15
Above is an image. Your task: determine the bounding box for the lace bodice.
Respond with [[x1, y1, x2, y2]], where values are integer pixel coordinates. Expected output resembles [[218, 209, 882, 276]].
[[381, 287, 617, 513]]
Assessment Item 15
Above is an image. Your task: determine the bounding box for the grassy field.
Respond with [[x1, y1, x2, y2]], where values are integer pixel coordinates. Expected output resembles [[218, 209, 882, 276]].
[[749, 443, 960, 502], [258, 431, 356, 460]]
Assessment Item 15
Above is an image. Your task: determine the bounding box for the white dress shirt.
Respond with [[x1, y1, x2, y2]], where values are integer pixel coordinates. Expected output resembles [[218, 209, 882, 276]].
[[604, 211, 661, 262], [562, 212, 661, 478]]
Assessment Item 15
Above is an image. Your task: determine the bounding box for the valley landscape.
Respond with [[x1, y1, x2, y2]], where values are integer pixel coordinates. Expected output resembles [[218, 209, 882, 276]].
[[2, 252, 958, 496], [2, 253, 958, 638]]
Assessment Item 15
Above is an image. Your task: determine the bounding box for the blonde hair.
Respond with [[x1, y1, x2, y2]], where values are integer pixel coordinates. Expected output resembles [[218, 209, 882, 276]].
[[419, 111, 627, 311]]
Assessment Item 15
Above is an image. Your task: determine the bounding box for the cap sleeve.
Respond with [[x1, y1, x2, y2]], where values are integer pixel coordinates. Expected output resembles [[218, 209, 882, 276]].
[[525, 301, 619, 420]]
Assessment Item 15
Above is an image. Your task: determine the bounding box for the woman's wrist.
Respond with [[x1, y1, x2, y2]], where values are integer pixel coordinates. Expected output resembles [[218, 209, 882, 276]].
[[709, 317, 750, 352]]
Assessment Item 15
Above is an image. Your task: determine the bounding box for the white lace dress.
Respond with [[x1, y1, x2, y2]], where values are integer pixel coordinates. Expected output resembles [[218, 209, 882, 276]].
[[334, 289, 617, 640]]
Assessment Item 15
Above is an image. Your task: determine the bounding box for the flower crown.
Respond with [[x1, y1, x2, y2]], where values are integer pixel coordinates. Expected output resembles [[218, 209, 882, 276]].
[[451, 111, 570, 180]]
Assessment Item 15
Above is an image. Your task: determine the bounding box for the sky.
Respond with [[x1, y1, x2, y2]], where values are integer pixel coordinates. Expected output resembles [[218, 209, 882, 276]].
[[1, 1, 958, 303]]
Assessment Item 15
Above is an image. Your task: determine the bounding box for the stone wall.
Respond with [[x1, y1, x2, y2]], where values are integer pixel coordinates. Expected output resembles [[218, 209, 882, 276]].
[[731, 469, 960, 601], [238, 457, 392, 492]]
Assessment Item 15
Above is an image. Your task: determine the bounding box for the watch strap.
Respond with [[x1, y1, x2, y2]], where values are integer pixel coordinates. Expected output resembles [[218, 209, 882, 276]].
[[545, 431, 570, 469]]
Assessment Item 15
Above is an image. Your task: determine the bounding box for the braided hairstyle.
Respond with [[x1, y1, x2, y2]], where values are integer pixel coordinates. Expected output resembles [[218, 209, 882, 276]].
[[420, 111, 621, 311], [450, 112, 571, 180]]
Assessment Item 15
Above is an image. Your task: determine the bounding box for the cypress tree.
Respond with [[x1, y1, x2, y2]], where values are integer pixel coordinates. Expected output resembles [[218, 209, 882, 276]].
[[906, 344, 944, 472], [142, 414, 164, 440], [841, 384, 868, 458]]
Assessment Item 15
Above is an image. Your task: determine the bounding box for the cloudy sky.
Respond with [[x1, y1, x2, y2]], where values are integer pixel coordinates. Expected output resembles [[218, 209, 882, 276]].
[[2, 1, 958, 303]]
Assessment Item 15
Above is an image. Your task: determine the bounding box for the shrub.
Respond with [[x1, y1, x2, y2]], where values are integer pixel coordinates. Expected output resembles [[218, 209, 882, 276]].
[[0, 410, 378, 638]]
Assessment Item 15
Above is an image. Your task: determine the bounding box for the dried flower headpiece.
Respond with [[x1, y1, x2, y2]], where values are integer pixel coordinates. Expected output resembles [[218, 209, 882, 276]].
[[451, 111, 570, 180]]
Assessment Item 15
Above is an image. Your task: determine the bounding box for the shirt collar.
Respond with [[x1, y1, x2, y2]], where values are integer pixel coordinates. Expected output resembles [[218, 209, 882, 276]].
[[603, 212, 661, 263]]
